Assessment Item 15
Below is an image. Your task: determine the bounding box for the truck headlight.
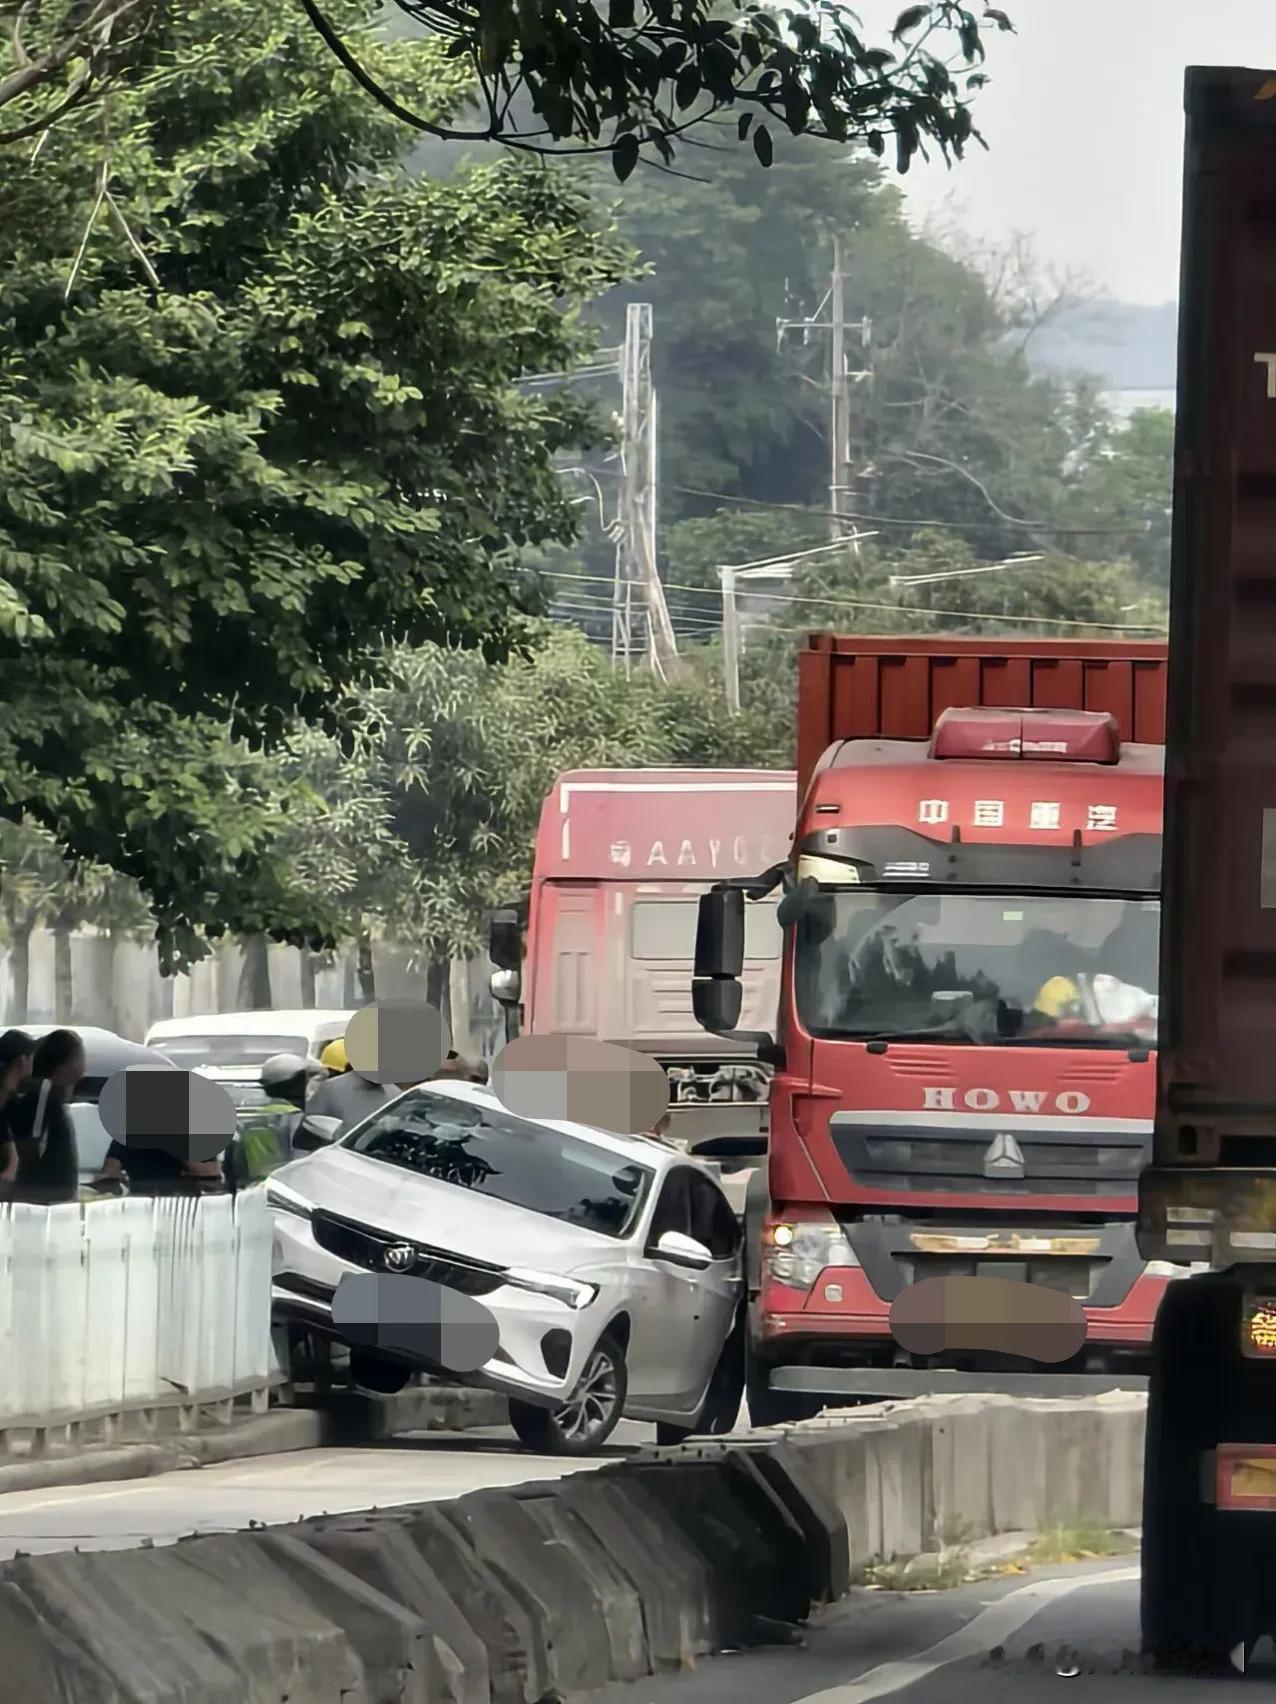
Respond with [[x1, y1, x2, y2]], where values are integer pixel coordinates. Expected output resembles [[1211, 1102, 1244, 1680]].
[[766, 1220, 856, 1290]]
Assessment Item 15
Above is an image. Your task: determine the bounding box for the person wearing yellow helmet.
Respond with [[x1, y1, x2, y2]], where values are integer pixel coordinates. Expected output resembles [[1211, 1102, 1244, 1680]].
[[319, 1037, 348, 1075], [1031, 974, 1083, 1022], [307, 1034, 396, 1137]]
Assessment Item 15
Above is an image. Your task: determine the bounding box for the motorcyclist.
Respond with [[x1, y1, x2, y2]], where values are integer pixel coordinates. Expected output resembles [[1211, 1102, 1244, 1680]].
[[235, 1052, 324, 1183]]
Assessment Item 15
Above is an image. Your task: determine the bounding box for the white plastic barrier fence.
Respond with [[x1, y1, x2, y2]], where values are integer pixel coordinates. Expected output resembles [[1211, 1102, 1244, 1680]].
[[0, 1190, 276, 1436]]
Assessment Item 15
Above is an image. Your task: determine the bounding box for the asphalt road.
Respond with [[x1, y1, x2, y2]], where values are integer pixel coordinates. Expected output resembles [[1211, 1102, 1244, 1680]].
[[3, 1419, 1266, 1701], [0, 1420, 651, 1558], [583, 1560, 1269, 1704]]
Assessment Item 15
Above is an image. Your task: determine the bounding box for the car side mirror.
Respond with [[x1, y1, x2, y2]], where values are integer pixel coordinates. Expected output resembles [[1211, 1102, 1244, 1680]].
[[294, 1114, 341, 1152], [653, 1229, 713, 1271]]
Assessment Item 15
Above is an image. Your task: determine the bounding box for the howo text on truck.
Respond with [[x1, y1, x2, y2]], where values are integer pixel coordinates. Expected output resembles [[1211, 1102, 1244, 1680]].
[[693, 635, 1171, 1424]]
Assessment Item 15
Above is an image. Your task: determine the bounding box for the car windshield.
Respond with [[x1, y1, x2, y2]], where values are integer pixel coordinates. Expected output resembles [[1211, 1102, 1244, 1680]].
[[794, 890, 1159, 1048], [151, 1034, 306, 1069], [341, 1091, 655, 1238]]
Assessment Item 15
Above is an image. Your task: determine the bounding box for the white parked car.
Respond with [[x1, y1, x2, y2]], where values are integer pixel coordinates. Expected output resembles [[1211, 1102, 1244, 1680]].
[[266, 1080, 744, 1454], [145, 1010, 353, 1083]]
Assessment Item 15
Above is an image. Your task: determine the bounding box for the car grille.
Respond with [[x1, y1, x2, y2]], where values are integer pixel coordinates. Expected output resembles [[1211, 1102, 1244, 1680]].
[[310, 1209, 507, 1296]]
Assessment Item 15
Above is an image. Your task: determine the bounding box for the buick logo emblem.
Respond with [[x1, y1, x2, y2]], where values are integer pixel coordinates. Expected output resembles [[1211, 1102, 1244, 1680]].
[[983, 1132, 1026, 1179], [382, 1243, 416, 1273]]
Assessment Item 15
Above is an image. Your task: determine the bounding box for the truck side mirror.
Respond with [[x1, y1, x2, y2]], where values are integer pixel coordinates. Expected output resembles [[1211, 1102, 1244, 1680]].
[[694, 888, 745, 980], [693, 888, 744, 1035], [692, 977, 742, 1033], [488, 909, 522, 974]]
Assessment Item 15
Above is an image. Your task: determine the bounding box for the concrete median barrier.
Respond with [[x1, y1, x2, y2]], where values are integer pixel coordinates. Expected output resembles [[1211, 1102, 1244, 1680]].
[[0, 1390, 1148, 1702]]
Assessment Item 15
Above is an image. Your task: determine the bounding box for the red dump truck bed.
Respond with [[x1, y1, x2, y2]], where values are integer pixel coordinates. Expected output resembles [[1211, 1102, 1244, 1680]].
[[796, 634, 1169, 800]]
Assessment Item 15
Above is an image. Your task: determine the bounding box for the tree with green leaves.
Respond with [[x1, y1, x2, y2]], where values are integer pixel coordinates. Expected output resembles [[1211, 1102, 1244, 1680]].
[[1072, 408, 1174, 585], [0, 0, 630, 967], [590, 142, 1159, 579], [4, 2, 1016, 176]]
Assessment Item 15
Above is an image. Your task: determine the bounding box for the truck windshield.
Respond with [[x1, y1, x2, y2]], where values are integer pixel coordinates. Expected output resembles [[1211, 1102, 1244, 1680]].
[[794, 890, 1159, 1048]]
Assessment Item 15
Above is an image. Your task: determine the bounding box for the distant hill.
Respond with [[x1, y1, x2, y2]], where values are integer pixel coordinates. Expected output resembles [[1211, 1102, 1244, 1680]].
[[1028, 298, 1178, 392]]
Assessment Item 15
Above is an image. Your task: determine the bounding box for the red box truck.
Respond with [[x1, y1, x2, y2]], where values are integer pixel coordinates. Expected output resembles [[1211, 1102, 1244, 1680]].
[[489, 768, 795, 1202], [694, 635, 1171, 1423]]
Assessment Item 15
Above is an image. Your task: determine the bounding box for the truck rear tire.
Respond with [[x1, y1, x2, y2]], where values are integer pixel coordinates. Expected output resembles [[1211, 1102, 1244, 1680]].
[[1141, 1272, 1273, 1670]]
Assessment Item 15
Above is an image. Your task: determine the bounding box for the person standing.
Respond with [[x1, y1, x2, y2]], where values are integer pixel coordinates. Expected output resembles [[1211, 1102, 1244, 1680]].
[[305, 1050, 397, 1139], [0, 1030, 35, 1194], [8, 1029, 85, 1205]]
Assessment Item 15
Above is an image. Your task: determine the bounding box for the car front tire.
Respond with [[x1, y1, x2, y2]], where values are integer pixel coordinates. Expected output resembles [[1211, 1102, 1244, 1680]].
[[508, 1333, 628, 1455]]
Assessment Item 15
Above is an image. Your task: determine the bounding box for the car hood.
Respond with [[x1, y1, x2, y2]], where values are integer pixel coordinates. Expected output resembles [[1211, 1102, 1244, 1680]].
[[272, 1144, 619, 1270]]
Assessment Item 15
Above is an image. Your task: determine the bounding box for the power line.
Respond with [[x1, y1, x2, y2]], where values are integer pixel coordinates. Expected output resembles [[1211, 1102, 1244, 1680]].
[[664, 483, 1153, 540], [528, 564, 1165, 629]]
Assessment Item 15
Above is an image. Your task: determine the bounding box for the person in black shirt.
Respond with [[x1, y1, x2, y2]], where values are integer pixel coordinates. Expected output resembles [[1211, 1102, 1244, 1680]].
[[8, 1028, 85, 1205], [0, 1029, 35, 1195], [99, 1137, 220, 1196]]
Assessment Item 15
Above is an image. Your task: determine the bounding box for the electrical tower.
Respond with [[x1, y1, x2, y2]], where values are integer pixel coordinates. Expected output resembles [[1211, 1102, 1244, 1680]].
[[614, 304, 678, 677]]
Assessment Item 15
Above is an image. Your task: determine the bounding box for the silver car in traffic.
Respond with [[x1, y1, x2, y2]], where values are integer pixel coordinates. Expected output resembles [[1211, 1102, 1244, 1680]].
[[266, 1081, 744, 1453]]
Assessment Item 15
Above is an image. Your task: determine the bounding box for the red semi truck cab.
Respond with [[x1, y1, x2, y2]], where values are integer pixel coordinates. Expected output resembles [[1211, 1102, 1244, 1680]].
[[489, 768, 796, 1196], [694, 636, 1174, 1420]]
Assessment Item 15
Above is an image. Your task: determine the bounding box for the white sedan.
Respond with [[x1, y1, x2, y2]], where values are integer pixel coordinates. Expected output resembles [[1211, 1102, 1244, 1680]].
[[266, 1081, 745, 1453]]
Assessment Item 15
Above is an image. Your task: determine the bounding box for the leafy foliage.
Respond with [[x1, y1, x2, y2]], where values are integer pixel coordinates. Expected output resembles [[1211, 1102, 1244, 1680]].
[[299, 2, 1016, 176], [274, 624, 756, 962], [0, 1, 630, 966]]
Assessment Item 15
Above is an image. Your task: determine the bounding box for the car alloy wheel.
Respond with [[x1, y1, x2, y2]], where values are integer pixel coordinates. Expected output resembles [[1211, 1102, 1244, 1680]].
[[508, 1333, 628, 1455], [555, 1344, 620, 1442]]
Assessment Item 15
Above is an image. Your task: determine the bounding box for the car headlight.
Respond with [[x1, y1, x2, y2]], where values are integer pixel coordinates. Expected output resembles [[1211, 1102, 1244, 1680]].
[[265, 1178, 313, 1220], [503, 1267, 598, 1310], [766, 1220, 857, 1290]]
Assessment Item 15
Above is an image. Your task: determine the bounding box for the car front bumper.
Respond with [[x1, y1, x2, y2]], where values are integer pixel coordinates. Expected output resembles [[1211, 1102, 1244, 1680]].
[[270, 1209, 601, 1411]]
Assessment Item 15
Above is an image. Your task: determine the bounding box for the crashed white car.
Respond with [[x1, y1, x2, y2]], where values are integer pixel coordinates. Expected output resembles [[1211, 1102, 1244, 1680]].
[[266, 1080, 744, 1453]]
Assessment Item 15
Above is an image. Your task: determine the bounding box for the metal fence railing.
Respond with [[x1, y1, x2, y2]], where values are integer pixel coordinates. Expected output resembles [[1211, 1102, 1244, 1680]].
[[0, 1190, 278, 1447]]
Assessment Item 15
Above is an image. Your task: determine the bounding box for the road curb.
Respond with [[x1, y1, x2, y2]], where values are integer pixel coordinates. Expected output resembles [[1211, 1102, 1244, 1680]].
[[0, 1385, 510, 1497], [0, 1391, 1148, 1700]]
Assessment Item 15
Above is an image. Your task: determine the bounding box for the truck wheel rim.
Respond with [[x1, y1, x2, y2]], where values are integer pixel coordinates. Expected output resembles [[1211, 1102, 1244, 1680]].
[[555, 1348, 618, 1440]]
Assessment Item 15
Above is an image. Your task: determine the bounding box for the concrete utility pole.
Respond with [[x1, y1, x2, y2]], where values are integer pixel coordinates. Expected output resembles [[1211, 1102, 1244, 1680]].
[[829, 234, 851, 543], [776, 239, 872, 545], [717, 539, 877, 713], [614, 303, 678, 677]]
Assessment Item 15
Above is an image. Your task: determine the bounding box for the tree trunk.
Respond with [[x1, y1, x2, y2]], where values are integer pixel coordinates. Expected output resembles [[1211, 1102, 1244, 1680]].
[[7, 917, 31, 1023], [299, 950, 316, 1010], [53, 925, 73, 1020], [427, 957, 451, 1045], [237, 934, 272, 1010], [449, 958, 476, 1057], [356, 933, 376, 1005]]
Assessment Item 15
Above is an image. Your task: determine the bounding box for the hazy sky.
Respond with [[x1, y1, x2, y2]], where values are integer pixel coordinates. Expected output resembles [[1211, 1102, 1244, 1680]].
[[855, 0, 1276, 305]]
